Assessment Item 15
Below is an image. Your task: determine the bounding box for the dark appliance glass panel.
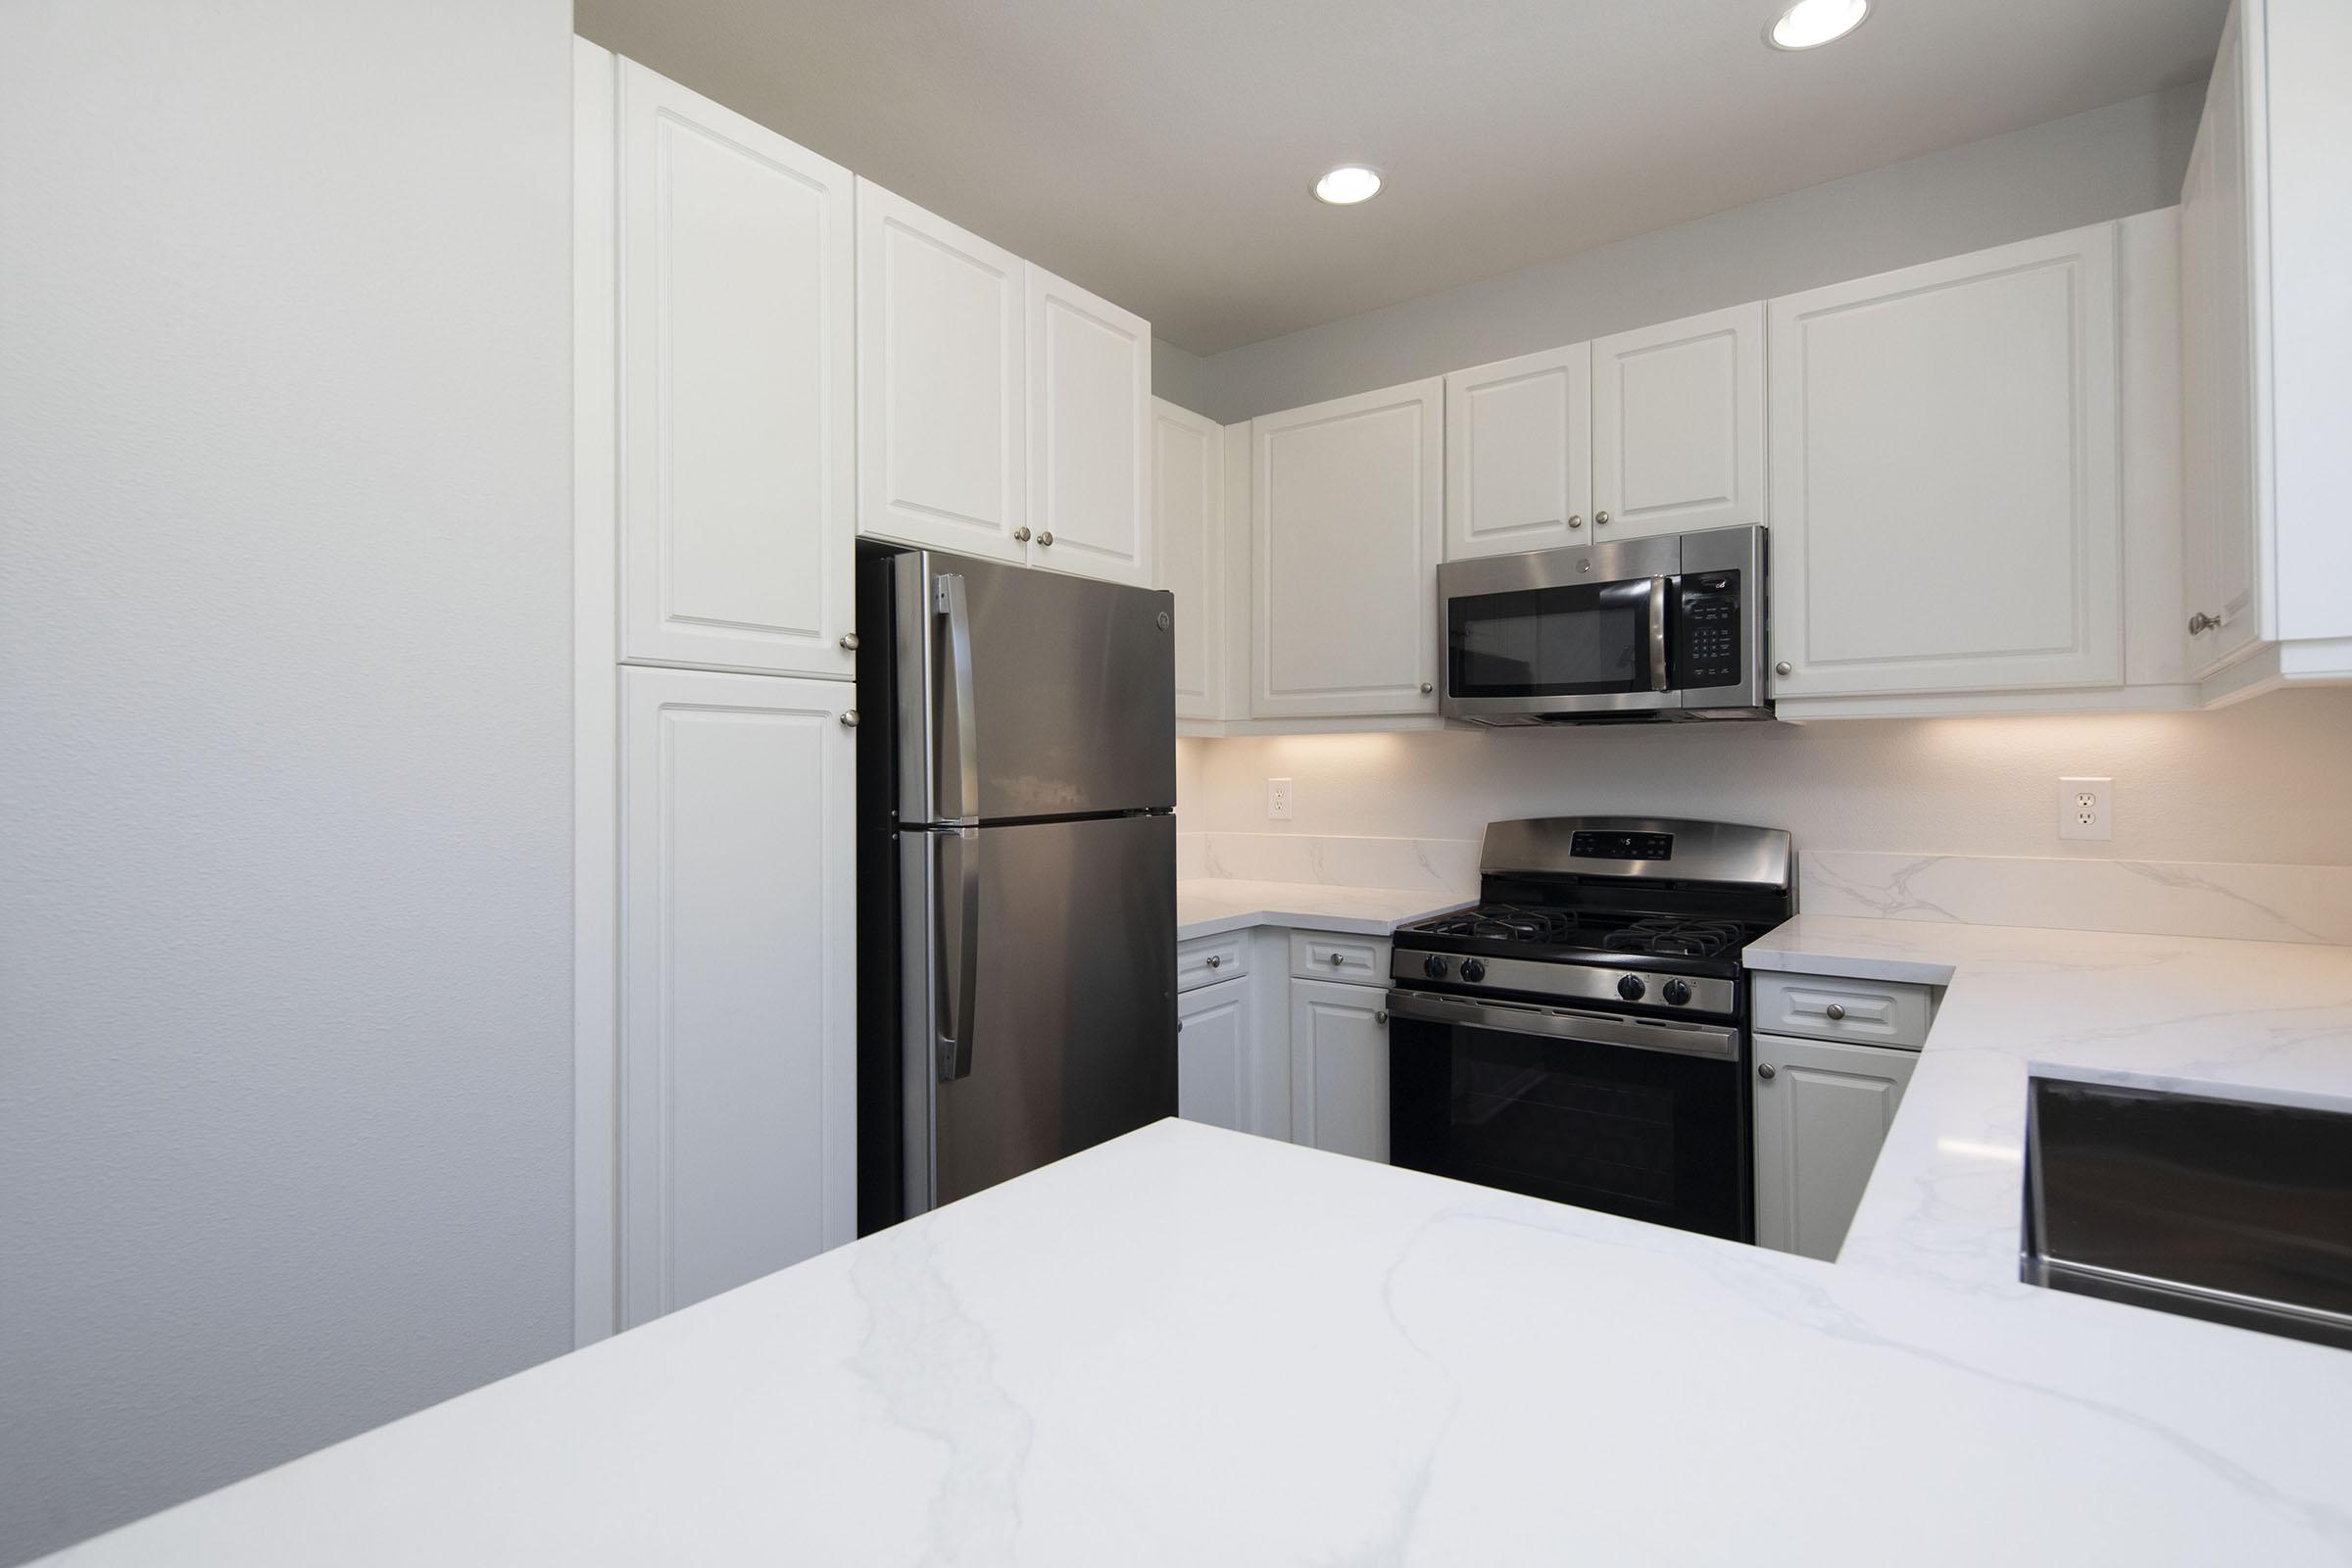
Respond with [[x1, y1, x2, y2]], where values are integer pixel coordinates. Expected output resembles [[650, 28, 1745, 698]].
[[1391, 1014, 1749, 1241], [1447, 579, 1654, 699]]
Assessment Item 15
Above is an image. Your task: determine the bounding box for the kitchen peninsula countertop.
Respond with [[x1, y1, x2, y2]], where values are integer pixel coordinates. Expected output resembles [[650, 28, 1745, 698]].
[[45, 918, 2352, 1565]]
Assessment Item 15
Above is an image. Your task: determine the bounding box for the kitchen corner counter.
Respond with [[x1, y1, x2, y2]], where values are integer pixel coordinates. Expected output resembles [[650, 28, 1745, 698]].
[[47, 1118, 2352, 1566], [1745, 914, 2352, 1301], [1176, 878, 1469, 940]]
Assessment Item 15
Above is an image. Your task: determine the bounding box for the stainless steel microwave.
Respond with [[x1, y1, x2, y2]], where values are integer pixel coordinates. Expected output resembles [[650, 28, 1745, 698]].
[[1437, 525, 1771, 725]]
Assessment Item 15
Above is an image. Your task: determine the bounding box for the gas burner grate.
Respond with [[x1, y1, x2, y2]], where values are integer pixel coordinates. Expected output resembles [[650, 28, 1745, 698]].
[[1597, 917, 1745, 959], [1415, 905, 1590, 944]]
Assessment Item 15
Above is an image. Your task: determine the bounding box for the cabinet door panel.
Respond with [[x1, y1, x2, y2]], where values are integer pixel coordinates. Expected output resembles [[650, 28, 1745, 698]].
[[617, 61, 855, 677], [1592, 302, 1765, 540], [857, 179, 1025, 560], [1769, 224, 2122, 696], [619, 667, 854, 1325], [1153, 399, 1225, 719], [1252, 381, 1444, 717], [1752, 1034, 1915, 1262], [1029, 265, 1152, 585], [1445, 344, 1592, 560], [1288, 979, 1390, 1162], [1177, 979, 1250, 1132]]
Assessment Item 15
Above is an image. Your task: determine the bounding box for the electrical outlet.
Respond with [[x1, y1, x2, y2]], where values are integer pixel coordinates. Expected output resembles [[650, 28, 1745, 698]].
[[2058, 776, 2113, 842], [1266, 777, 1294, 821]]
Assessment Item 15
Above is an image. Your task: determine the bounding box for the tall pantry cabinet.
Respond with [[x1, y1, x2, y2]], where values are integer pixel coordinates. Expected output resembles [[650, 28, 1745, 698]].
[[575, 44, 857, 1341]]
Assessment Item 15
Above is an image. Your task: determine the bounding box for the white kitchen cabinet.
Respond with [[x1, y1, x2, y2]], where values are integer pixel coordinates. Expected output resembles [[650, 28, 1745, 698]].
[[1153, 398, 1225, 719], [618, 666, 855, 1326], [1444, 343, 1592, 560], [1028, 264, 1152, 586], [1767, 223, 2123, 699], [856, 178, 1027, 562], [1288, 977, 1391, 1162], [1177, 977, 1253, 1133], [2177, 0, 2352, 699], [1251, 379, 1444, 718], [1591, 302, 1766, 541], [612, 59, 856, 679], [1751, 1033, 1916, 1262]]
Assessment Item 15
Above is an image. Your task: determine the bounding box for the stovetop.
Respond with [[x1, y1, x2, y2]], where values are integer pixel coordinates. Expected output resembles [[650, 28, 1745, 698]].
[[1402, 905, 1752, 963]]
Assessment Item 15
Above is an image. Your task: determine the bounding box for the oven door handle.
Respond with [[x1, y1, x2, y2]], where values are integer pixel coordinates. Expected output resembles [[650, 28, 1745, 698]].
[[1385, 989, 1740, 1062]]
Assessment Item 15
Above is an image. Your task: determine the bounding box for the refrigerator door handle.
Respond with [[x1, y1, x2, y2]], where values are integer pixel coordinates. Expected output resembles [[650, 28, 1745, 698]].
[[935, 572, 979, 824], [935, 826, 981, 1082]]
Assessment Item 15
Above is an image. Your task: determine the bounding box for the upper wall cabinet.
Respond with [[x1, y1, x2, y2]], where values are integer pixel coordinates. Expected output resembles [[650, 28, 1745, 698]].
[[1026, 265, 1152, 586], [1592, 302, 1767, 541], [856, 178, 1027, 563], [2178, 0, 2352, 700], [1444, 343, 1592, 560], [1767, 223, 2123, 699], [614, 60, 856, 679], [1252, 380, 1445, 719], [1153, 398, 1225, 720]]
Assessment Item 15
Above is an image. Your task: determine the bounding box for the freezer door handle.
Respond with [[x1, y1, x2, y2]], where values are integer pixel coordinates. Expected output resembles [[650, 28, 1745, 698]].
[[935, 572, 979, 824], [935, 827, 980, 1082]]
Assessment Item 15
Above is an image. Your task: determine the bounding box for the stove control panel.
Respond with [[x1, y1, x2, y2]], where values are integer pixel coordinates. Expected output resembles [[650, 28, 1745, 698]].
[[1571, 829, 1674, 861]]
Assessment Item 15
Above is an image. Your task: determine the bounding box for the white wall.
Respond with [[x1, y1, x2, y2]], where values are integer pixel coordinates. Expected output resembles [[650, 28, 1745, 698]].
[[0, 4, 575, 1561], [1178, 690, 2352, 867], [1154, 84, 2202, 422]]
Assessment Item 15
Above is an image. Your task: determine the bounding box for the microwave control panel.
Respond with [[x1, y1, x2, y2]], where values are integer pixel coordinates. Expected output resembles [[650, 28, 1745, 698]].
[[1676, 571, 1743, 690]]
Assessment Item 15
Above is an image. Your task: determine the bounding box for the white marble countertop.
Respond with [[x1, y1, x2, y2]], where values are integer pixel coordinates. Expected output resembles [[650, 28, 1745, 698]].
[[47, 1117, 2352, 1566], [1746, 914, 2352, 1299], [1176, 878, 1468, 940]]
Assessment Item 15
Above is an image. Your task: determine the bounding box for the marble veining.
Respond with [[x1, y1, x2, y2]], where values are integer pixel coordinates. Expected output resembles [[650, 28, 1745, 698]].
[[1798, 850, 2352, 946]]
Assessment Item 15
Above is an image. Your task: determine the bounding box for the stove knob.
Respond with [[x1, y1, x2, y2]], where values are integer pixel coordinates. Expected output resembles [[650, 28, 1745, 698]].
[[1616, 973, 1646, 1003], [1422, 954, 1448, 980], [1459, 957, 1487, 983], [1661, 979, 1692, 1006]]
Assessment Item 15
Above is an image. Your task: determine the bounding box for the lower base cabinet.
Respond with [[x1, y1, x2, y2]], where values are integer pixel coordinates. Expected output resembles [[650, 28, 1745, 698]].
[[1751, 1032, 1918, 1261], [1288, 977, 1391, 1162], [1176, 977, 1254, 1131]]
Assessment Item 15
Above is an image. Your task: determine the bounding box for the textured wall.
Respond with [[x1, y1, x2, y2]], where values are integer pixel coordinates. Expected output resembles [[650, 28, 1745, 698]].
[[0, 3, 575, 1560], [1178, 691, 2352, 867], [1154, 84, 2202, 421]]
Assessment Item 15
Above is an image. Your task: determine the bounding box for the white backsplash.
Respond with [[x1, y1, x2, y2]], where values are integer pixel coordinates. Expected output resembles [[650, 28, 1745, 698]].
[[1179, 832, 1481, 896], [1798, 851, 2352, 946]]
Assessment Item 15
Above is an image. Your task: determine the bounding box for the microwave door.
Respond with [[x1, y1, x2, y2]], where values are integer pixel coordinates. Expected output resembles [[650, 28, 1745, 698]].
[[1442, 571, 1674, 720]]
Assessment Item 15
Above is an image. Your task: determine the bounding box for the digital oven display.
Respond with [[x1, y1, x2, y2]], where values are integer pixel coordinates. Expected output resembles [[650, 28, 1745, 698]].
[[1569, 830, 1673, 861]]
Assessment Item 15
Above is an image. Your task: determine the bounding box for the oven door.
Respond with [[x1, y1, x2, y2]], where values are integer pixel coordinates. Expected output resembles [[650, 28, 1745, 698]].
[[1387, 989, 1751, 1242], [1438, 535, 1681, 721]]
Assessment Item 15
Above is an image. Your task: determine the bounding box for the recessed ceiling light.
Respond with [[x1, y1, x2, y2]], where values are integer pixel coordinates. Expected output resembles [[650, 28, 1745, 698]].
[[1766, 0, 1870, 50], [1313, 165, 1383, 206]]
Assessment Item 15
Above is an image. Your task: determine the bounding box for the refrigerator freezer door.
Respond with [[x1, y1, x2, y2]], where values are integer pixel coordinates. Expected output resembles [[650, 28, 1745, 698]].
[[901, 812, 1176, 1212], [891, 550, 1175, 823]]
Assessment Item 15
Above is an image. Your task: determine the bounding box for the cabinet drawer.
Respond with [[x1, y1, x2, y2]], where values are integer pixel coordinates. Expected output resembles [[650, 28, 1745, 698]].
[[1289, 930, 1390, 986], [1752, 972, 1936, 1050], [1177, 932, 1250, 993]]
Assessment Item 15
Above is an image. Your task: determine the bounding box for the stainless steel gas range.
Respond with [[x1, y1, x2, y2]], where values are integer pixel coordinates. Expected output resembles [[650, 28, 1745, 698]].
[[1386, 817, 1793, 1242]]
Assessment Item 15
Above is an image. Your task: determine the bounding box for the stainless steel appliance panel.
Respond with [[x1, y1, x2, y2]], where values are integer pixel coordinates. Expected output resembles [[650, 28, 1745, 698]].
[[891, 550, 1176, 823], [900, 812, 1176, 1212]]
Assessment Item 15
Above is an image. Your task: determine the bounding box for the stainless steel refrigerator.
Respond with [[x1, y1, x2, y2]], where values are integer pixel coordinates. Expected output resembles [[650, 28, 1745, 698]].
[[855, 546, 1177, 1230]]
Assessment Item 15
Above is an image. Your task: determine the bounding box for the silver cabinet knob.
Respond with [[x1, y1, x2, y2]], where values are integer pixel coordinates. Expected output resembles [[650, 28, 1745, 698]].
[[1757, 1062, 1777, 1081], [1825, 1003, 1847, 1021], [839, 632, 860, 652], [1175, 1018, 1183, 1035], [1204, 955, 1221, 969], [2187, 611, 2227, 635], [1420, 681, 1435, 694], [1328, 952, 1345, 966], [1013, 525, 1033, 543], [1774, 661, 1792, 677], [839, 710, 859, 728], [1567, 514, 1585, 529], [1375, 1010, 1390, 1024], [1593, 511, 1612, 526], [1038, 531, 1054, 547]]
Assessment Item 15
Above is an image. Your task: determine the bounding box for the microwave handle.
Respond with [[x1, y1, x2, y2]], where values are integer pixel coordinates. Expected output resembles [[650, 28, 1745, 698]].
[[1648, 575, 1670, 692]]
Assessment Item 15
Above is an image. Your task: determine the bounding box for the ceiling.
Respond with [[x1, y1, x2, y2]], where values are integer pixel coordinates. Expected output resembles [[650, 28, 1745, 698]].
[[575, 0, 2225, 355]]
